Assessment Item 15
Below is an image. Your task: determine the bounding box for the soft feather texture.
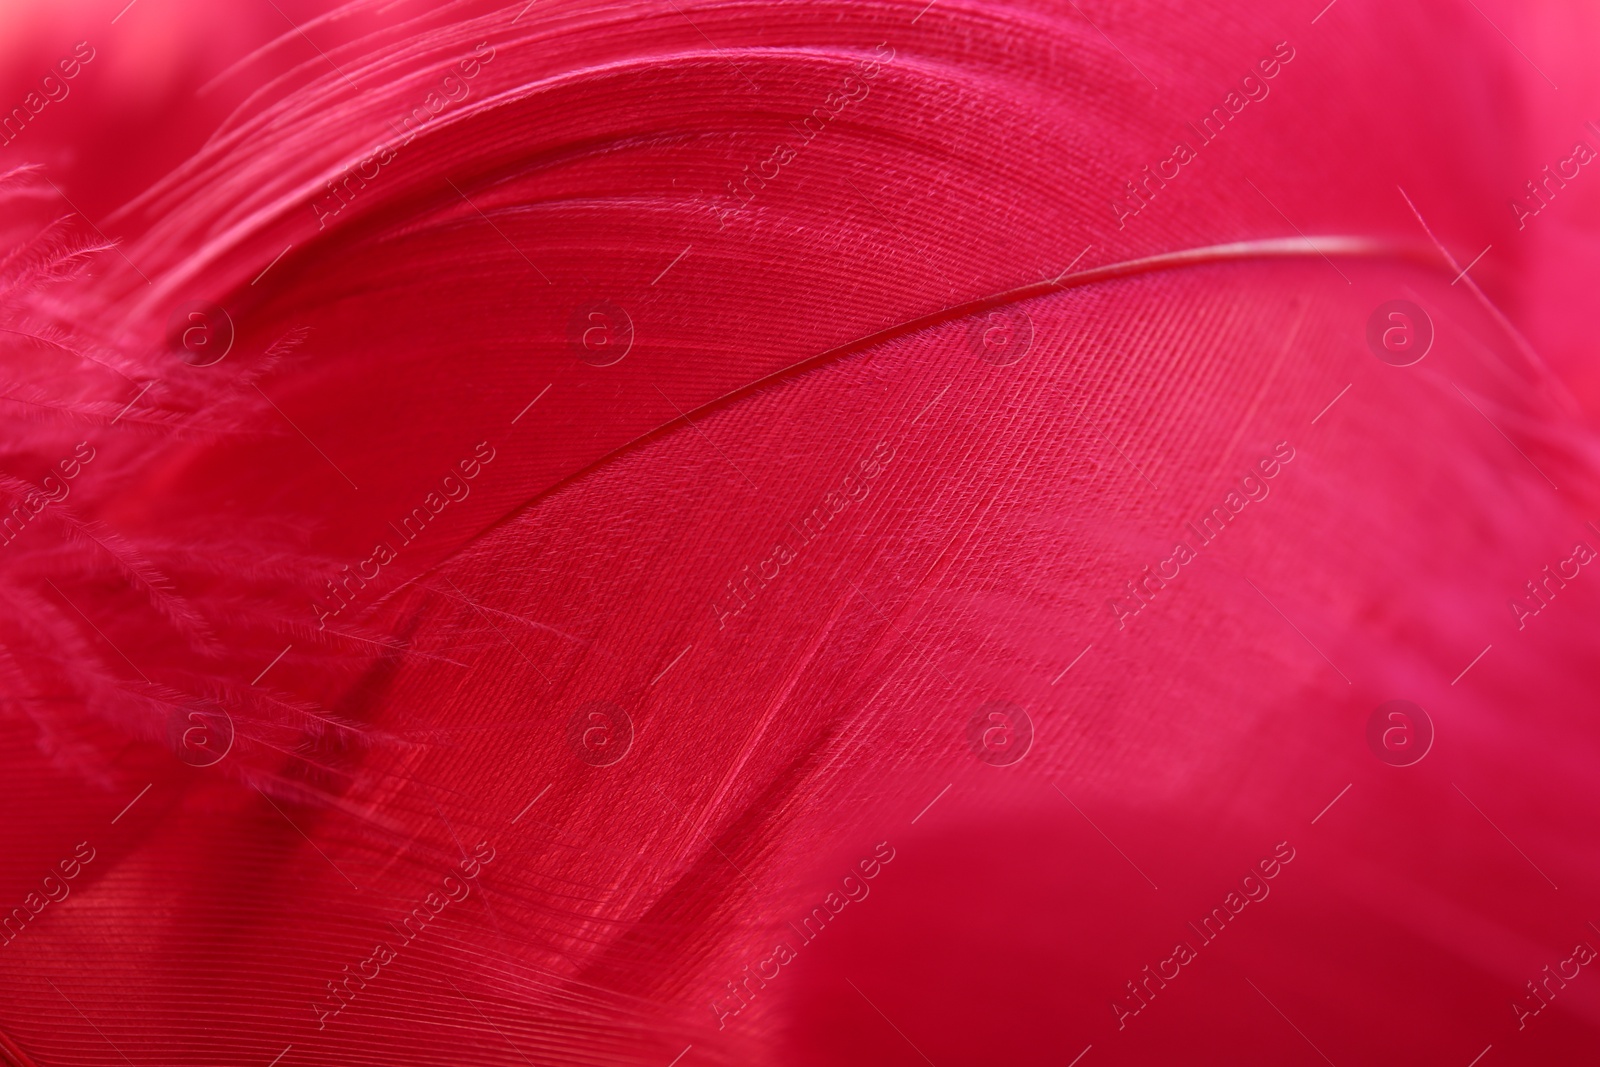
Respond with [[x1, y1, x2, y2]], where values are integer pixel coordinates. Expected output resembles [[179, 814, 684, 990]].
[[1, 0, 1598, 1064]]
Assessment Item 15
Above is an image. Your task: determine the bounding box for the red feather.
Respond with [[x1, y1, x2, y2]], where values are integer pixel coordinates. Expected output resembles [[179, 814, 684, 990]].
[[1, 1, 1598, 1064]]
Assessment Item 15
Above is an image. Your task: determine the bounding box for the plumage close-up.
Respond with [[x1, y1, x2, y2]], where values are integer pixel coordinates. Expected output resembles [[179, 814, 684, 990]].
[[1, 0, 1599, 1063]]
